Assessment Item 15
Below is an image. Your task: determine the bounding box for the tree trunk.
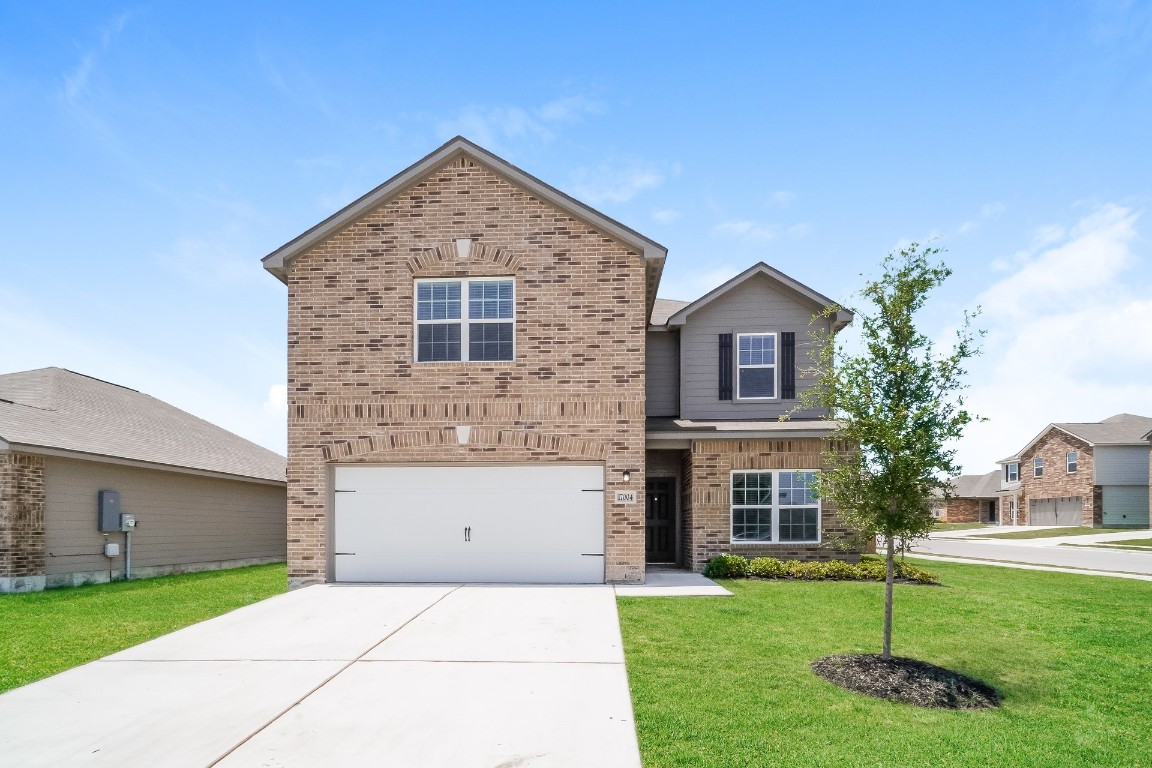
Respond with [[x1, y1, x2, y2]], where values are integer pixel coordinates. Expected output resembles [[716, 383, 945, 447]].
[[883, 531, 895, 659]]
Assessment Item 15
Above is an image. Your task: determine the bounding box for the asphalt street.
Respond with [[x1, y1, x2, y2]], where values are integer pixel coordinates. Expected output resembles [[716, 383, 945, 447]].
[[911, 533, 1152, 577]]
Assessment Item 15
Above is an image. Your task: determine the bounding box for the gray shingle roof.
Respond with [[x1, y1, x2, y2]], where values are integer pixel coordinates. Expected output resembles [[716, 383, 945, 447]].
[[1054, 413, 1152, 446], [650, 298, 690, 326], [949, 470, 1001, 498], [0, 368, 285, 483]]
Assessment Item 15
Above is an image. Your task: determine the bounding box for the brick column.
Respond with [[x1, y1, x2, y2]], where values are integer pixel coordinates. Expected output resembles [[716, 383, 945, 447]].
[[0, 452, 46, 592]]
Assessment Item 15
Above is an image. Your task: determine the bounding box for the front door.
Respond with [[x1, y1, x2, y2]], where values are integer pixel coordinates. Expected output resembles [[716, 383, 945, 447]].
[[646, 477, 676, 563]]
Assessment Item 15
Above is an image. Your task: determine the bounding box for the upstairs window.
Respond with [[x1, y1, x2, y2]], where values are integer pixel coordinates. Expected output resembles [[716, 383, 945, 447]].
[[415, 278, 514, 363], [736, 333, 777, 399], [1034, 457, 1044, 477], [1067, 451, 1078, 473], [1005, 463, 1019, 483]]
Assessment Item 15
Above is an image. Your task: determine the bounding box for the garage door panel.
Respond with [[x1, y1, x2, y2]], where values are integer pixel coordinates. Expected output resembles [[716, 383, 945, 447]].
[[333, 465, 605, 583]]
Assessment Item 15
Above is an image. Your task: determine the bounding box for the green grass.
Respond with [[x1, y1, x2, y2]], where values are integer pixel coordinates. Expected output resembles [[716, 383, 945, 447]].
[[0, 564, 286, 693], [618, 559, 1152, 768], [970, 526, 1127, 540], [1089, 537, 1152, 548], [932, 522, 991, 532]]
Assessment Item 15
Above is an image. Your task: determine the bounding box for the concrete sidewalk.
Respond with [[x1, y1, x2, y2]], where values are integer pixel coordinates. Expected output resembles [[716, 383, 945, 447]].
[[0, 584, 642, 768]]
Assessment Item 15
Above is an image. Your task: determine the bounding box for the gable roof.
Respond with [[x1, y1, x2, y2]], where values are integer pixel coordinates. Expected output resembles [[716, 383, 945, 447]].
[[0, 368, 285, 484], [949, 470, 1001, 499], [661, 262, 853, 329], [262, 136, 669, 312], [1012, 413, 1152, 458]]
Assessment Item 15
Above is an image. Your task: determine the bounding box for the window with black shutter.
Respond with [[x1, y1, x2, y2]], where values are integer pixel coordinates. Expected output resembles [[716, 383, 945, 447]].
[[780, 332, 796, 399]]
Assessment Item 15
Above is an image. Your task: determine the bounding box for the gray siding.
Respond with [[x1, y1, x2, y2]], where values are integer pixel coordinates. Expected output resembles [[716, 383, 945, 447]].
[[43, 456, 286, 578], [679, 274, 831, 420], [1102, 485, 1150, 527], [645, 330, 680, 417], [1094, 446, 1151, 485]]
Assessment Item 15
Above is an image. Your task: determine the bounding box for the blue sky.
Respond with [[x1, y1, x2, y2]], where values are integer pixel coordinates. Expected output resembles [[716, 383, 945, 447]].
[[2, 1, 1150, 473]]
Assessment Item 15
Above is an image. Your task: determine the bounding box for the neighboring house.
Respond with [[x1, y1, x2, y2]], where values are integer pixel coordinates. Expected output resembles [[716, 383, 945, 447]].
[[262, 136, 857, 588], [996, 413, 1152, 528], [0, 368, 287, 592], [940, 471, 1000, 524]]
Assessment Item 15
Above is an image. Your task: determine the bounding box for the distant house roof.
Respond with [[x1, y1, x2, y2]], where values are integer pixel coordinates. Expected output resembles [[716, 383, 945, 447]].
[[0, 368, 285, 484], [261, 135, 669, 315], [949, 471, 1001, 499], [1007, 413, 1152, 460], [659, 262, 853, 330]]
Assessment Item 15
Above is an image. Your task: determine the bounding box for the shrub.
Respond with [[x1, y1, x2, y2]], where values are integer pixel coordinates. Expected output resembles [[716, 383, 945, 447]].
[[855, 559, 887, 581], [821, 560, 859, 580], [748, 557, 785, 578], [703, 554, 749, 578], [895, 562, 940, 585]]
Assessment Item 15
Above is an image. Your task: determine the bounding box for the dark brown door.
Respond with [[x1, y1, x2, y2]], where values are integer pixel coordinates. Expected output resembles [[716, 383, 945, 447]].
[[646, 478, 676, 563]]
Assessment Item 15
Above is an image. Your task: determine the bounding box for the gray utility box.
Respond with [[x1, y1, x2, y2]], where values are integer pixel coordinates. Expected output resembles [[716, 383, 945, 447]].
[[97, 490, 121, 532]]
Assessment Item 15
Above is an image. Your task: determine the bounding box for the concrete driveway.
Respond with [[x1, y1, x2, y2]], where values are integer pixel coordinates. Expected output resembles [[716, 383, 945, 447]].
[[0, 584, 642, 768]]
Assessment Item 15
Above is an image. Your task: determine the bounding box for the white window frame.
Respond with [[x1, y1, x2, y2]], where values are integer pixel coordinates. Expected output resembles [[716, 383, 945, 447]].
[[1067, 451, 1078, 473], [1034, 457, 1044, 477], [729, 469, 821, 544], [735, 332, 778, 401], [1006, 463, 1019, 483], [413, 277, 515, 363]]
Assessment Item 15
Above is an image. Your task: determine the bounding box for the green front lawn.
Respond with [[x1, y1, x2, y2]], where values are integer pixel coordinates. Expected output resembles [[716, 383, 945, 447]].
[[932, 522, 991, 532], [618, 559, 1152, 767], [970, 526, 1127, 540], [0, 564, 286, 693]]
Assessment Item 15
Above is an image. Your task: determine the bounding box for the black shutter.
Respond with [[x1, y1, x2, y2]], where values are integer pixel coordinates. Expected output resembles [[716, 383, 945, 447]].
[[718, 333, 733, 400], [781, 332, 796, 399]]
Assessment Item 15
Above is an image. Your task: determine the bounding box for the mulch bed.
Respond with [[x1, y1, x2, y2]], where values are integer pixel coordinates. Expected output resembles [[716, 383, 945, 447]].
[[811, 654, 1001, 709]]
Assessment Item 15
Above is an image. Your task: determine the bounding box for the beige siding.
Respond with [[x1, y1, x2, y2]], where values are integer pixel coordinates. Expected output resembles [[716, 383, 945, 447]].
[[43, 456, 285, 577]]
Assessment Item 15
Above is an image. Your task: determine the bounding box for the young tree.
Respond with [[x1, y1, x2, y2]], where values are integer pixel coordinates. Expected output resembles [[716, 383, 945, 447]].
[[798, 244, 982, 659]]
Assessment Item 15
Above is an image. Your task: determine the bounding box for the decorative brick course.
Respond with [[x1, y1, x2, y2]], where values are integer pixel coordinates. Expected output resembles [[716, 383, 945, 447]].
[[284, 156, 647, 586], [0, 451, 45, 582], [681, 438, 860, 570]]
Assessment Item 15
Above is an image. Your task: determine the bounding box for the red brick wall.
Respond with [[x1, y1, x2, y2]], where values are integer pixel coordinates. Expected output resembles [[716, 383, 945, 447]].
[[943, 497, 997, 523], [283, 156, 648, 586]]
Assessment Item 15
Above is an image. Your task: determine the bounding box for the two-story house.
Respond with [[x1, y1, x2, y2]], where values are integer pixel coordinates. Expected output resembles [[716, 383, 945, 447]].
[[262, 137, 857, 587], [996, 413, 1152, 528]]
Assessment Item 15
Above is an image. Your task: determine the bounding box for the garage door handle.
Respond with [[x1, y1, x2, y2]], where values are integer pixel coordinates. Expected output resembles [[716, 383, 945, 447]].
[[581, 553, 604, 557], [464, 526, 471, 542], [335, 552, 356, 556]]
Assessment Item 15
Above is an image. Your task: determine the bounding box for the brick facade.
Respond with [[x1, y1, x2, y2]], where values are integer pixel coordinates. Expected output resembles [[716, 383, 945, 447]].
[[681, 438, 858, 570], [0, 451, 46, 590], [1016, 430, 1097, 525], [284, 156, 648, 586], [942, 497, 997, 524]]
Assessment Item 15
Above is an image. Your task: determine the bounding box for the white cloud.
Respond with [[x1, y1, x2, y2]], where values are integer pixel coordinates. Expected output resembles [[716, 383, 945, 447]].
[[954, 201, 1005, 236], [953, 204, 1152, 473], [61, 12, 130, 107], [263, 384, 288, 416], [766, 191, 796, 209], [656, 265, 745, 303], [652, 209, 682, 223], [571, 162, 666, 204], [712, 219, 776, 241], [155, 230, 267, 286], [434, 96, 603, 148]]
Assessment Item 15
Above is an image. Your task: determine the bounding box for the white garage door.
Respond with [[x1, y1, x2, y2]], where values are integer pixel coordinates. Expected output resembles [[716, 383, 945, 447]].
[[333, 464, 605, 583]]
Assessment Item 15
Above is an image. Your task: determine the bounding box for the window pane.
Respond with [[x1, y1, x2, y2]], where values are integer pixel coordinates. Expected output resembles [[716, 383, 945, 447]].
[[779, 472, 818, 505], [417, 282, 461, 321], [779, 508, 819, 542], [738, 367, 775, 398], [469, 280, 514, 319], [417, 323, 461, 362], [738, 334, 775, 366], [468, 322, 514, 361], [733, 508, 772, 541]]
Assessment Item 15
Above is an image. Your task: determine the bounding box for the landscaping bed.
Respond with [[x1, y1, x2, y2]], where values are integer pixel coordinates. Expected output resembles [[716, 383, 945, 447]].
[[704, 553, 939, 585]]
